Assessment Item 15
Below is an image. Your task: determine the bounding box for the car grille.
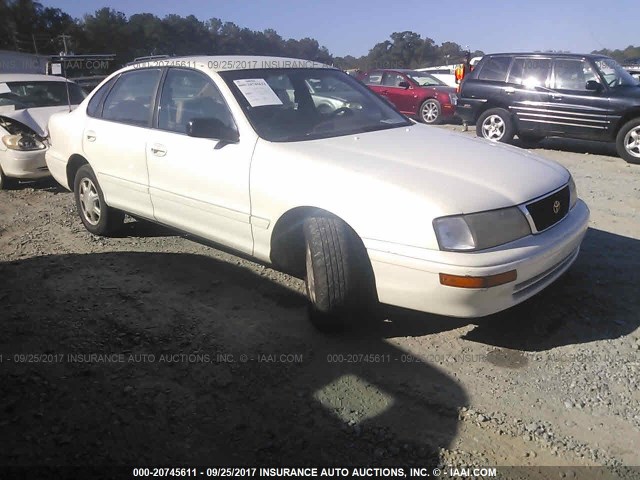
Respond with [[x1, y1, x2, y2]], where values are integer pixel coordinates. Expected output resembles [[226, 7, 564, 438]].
[[525, 186, 570, 232]]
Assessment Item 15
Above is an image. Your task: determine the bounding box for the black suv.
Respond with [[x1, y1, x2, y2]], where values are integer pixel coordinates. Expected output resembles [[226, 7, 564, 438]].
[[456, 53, 640, 164]]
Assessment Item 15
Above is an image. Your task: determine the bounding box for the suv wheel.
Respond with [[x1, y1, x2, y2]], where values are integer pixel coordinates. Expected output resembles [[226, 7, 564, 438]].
[[616, 118, 640, 164], [74, 164, 125, 236], [477, 108, 515, 143], [420, 99, 442, 124]]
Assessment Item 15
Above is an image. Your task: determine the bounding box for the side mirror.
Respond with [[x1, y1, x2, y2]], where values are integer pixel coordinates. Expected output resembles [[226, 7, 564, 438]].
[[585, 80, 603, 92], [187, 118, 239, 143], [398, 81, 410, 89]]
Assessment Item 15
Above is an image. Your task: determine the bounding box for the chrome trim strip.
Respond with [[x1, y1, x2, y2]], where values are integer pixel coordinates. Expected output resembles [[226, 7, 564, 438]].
[[512, 106, 610, 117], [514, 112, 609, 124], [517, 118, 606, 129]]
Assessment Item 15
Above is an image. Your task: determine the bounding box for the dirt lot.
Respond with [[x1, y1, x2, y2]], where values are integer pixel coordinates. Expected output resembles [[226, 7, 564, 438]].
[[1, 127, 639, 477]]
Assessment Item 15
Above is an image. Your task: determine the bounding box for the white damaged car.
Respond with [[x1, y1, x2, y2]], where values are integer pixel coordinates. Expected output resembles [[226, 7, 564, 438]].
[[45, 56, 590, 330], [0, 74, 85, 189]]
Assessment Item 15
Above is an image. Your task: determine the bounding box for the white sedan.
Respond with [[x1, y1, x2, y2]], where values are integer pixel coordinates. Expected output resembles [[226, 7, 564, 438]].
[[0, 74, 85, 189], [45, 56, 590, 330]]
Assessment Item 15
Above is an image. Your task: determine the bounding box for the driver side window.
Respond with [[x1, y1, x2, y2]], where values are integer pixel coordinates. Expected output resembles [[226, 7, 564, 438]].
[[382, 72, 405, 87], [158, 68, 235, 134], [552, 59, 598, 91]]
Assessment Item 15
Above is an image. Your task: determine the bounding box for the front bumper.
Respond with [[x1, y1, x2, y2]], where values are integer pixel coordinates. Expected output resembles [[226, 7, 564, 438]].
[[365, 200, 590, 318], [0, 148, 49, 179]]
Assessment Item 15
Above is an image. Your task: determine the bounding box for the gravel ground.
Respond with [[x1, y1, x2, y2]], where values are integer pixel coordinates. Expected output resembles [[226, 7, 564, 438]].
[[1, 126, 639, 477]]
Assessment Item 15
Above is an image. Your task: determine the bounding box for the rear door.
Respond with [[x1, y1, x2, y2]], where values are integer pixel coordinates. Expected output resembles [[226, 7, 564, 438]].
[[380, 71, 414, 114], [82, 68, 161, 218], [545, 58, 612, 140], [504, 57, 552, 136]]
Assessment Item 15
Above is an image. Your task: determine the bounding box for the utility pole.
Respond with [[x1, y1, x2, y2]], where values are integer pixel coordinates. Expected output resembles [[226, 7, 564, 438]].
[[57, 34, 71, 55]]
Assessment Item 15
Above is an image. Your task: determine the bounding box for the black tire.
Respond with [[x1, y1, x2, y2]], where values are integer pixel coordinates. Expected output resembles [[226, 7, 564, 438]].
[[419, 99, 442, 124], [476, 108, 515, 143], [73, 164, 124, 236], [615, 118, 640, 164], [303, 216, 377, 332]]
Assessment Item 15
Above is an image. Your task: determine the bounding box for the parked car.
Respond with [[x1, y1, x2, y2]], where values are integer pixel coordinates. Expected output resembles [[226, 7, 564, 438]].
[[361, 69, 457, 124], [0, 73, 85, 189], [456, 52, 640, 164], [46, 56, 589, 331]]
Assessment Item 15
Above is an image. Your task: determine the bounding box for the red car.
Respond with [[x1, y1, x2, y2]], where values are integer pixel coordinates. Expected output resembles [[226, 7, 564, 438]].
[[360, 69, 457, 124]]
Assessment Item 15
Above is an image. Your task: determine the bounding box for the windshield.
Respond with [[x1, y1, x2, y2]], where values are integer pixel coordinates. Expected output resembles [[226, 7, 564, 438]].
[[220, 68, 411, 142], [0, 81, 86, 110], [594, 58, 639, 88], [405, 71, 446, 87]]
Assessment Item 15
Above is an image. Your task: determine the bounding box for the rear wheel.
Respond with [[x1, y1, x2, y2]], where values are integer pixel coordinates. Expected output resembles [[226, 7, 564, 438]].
[[616, 118, 640, 164], [303, 216, 377, 332], [476, 108, 515, 143], [74, 164, 124, 236], [419, 99, 442, 124]]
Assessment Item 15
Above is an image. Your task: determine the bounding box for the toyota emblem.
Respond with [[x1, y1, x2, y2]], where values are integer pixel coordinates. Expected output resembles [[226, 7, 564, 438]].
[[553, 200, 561, 214]]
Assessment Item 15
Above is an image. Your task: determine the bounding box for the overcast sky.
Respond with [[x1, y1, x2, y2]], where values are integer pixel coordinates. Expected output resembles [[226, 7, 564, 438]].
[[40, 0, 637, 57]]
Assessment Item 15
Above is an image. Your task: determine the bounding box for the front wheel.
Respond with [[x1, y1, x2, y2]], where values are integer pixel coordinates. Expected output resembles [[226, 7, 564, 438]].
[[616, 118, 640, 164], [303, 216, 377, 332], [74, 164, 124, 236], [419, 99, 442, 124], [476, 108, 515, 143]]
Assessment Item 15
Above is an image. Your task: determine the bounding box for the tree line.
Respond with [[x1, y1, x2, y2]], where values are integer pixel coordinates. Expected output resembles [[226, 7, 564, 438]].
[[1, 0, 638, 73]]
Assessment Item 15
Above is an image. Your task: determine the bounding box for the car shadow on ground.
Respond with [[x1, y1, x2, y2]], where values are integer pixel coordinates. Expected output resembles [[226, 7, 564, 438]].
[[7, 177, 68, 193], [377, 227, 640, 351], [0, 251, 467, 466], [116, 217, 181, 238], [515, 137, 620, 159]]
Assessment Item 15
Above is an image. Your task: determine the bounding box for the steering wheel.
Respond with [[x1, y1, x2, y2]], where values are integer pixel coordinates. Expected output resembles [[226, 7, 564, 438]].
[[607, 77, 618, 87], [330, 107, 354, 118]]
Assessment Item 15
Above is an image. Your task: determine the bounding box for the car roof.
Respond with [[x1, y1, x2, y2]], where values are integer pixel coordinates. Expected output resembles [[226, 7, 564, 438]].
[[0, 73, 76, 83], [121, 55, 336, 73], [483, 52, 609, 60]]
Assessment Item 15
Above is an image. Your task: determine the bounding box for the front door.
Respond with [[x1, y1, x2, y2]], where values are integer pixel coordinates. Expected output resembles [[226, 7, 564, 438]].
[[544, 58, 612, 141], [146, 68, 254, 255]]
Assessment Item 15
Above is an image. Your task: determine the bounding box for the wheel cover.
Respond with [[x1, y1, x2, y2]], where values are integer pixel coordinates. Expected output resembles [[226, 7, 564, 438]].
[[482, 114, 506, 141], [623, 126, 640, 158], [421, 101, 439, 123], [305, 243, 317, 304], [79, 177, 101, 225]]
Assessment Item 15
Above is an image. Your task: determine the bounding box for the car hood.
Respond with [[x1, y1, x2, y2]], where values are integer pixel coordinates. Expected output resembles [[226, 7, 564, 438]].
[[0, 106, 73, 137], [610, 84, 640, 100], [280, 124, 569, 215]]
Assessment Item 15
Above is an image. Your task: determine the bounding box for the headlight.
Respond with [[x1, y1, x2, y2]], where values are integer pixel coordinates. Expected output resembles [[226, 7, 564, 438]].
[[568, 177, 577, 210], [2, 134, 46, 151], [434, 206, 531, 252]]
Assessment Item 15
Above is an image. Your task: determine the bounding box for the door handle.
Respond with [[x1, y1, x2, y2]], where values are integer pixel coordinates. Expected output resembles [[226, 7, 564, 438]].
[[503, 87, 515, 94], [85, 131, 96, 142], [551, 94, 563, 101], [150, 144, 167, 157]]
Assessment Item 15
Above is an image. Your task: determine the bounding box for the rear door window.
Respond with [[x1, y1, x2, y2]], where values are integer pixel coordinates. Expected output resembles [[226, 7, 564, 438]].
[[508, 58, 551, 88], [102, 69, 162, 127], [477, 56, 512, 81]]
